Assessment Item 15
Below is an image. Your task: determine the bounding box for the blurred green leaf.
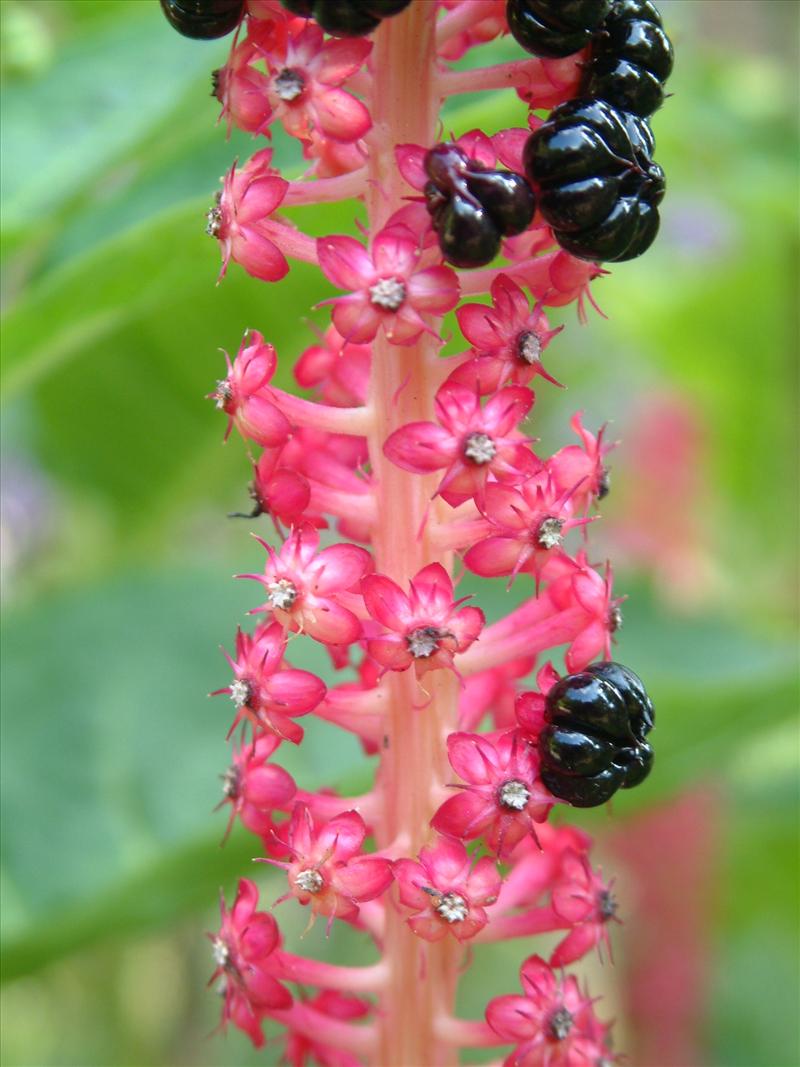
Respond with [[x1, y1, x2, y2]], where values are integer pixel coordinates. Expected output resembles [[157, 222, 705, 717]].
[[0, 568, 365, 981]]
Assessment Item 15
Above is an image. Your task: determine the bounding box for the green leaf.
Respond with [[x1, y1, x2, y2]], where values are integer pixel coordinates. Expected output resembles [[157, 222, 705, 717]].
[[0, 568, 365, 981]]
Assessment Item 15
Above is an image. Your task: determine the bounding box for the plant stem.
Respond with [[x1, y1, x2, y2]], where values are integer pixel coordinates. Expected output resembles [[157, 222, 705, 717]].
[[365, 6, 462, 1064]]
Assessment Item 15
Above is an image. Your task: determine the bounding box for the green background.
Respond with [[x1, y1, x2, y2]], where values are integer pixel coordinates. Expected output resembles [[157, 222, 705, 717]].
[[1, 1, 797, 1064]]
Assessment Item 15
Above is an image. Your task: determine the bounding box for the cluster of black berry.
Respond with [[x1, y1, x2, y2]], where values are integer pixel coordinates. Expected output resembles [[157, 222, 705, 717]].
[[280, 0, 412, 37], [423, 143, 536, 269], [511, 0, 673, 262], [538, 661, 655, 806]]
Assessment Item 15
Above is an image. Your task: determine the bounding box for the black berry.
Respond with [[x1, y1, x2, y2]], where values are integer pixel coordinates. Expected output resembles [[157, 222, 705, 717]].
[[581, 0, 674, 118], [424, 142, 536, 269], [507, 0, 612, 59], [538, 659, 654, 807], [279, 0, 412, 37], [159, 0, 244, 39], [523, 97, 665, 262]]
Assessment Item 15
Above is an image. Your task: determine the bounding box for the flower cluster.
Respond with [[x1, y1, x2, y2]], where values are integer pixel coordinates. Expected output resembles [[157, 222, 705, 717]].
[[158, 0, 671, 1061]]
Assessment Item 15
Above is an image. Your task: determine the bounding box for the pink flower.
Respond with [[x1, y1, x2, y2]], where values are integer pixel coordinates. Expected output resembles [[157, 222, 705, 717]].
[[464, 472, 593, 585], [209, 878, 292, 1047], [252, 18, 372, 143], [486, 954, 602, 1067], [393, 837, 501, 942], [243, 524, 372, 646], [246, 445, 314, 528], [395, 128, 498, 192], [207, 149, 289, 282], [432, 731, 555, 858], [361, 563, 484, 677], [383, 381, 538, 507], [450, 273, 562, 394], [294, 325, 371, 407], [270, 803, 393, 925], [459, 656, 535, 732], [547, 412, 613, 513], [212, 329, 291, 447], [550, 850, 619, 967], [302, 129, 368, 178], [317, 219, 460, 345], [213, 35, 273, 137], [214, 621, 327, 744], [284, 991, 370, 1067], [437, 0, 507, 62], [220, 734, 297, 839], [545, 555, 623, 673]]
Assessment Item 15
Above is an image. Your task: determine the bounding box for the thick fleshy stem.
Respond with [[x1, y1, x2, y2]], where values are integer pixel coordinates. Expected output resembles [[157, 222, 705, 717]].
[[364, 9, 465, 1065]]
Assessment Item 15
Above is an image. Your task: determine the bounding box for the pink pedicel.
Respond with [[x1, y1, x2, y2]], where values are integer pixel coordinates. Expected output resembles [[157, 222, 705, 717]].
[[158, 1, 670, 1061]]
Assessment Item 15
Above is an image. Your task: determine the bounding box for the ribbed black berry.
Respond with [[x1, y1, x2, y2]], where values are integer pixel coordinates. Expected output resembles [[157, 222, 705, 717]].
[[279, 0, 412, 37], [538, 660, 655, 807], [507, 0, 612, 59], [159, 0, 244, 39], [523, 97, 664, 262], [424, 142, 536, 269], [581, 0, 673, 117]]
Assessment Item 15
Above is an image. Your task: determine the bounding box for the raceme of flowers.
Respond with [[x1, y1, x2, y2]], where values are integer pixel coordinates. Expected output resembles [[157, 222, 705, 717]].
[[159, 0, 671, 1062]]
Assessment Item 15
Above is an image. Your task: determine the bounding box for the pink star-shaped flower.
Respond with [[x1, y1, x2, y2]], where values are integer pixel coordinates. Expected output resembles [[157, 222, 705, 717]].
[[317, 218, 460, 345]]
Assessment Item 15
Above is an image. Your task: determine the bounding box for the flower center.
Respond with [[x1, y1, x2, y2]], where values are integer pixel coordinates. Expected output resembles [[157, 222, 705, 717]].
[[295, 868, 324, 894], [434, 892, 468, 924], [463, 432, 497, 465], [267, 578, 298, 610], [221, 765, 240, 799], [537, 516, 565, 549], [599, 889, 618, 919], [549, 1006, 574, 1041], [229, 678, 252, 709], [517, 329, 542, 365], [214, 379, 232, 409], [406, 625, 445, 658], [274, 68, 305, 102], [598, 466, 611, 499], [205, 199, 223, 238], [211, 936, 231, 969], [498, 778, 530, 811], [608, 605, 623, 632], [369, 277, 406, 310]]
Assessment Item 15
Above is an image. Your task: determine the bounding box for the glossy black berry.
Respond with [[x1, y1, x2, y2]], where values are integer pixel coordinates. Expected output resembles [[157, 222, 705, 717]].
[[159, 0, 244, 39], [424, 142, 536, 269], [507, 0, 612, 59], [523, 97, 665, 262], [280, 0, 412, 37], [582, 0, 674, 118], [538, 659, 654, 807]]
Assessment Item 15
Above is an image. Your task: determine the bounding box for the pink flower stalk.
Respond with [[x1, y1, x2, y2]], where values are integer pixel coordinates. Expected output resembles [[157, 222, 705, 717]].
[[361, 562, 484, 676], [161, 1, 671, 1060]]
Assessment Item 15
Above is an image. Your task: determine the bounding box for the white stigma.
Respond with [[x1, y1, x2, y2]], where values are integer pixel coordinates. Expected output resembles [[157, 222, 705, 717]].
[[537, 516, 565, 549], [464, 432, 497, 465], [295, 868, 324, 894], [205, 204, 222, 238], [212, 937, 230, 968], [407, 626, 442, 658], [267, 578, 298, 611], [517, 330, 542, 364], [435, 892, 469, 924], [229, 678, 252, 709], [498, 778, 530, 811], [214, 379, 232, 409], [274, 68, 304, 102], [608, 605, 623, 632], [221, 766, 239, 799], [369, 277, 406, 310]]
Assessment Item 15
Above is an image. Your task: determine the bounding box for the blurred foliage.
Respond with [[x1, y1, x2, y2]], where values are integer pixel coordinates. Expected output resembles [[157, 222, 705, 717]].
[[1, 1, 798, 1065]]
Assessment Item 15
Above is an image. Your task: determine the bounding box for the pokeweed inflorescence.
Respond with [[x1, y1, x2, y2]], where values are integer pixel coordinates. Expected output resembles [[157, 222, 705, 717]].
[[160, 1, 671, 1062]]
